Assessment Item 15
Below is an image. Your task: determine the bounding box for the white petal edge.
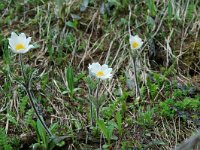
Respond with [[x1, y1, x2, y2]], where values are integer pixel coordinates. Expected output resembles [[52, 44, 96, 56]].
[[23, 45, 34, 53]]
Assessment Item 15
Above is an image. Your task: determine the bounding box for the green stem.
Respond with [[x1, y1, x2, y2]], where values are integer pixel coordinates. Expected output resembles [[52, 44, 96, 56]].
[[96, 81, 100, 121], [19, 54, 52, 136], [131, 57, 141, 98], [88, 87, 93, 126], [90, 101, 93, 126], [19, 54, 27, 83]]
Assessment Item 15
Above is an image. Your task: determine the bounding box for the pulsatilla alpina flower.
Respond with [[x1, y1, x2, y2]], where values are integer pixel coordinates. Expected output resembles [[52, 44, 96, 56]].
[[129, 35, 143, 50], [88, 62, 112, 80], [8, 32, 34, 54]]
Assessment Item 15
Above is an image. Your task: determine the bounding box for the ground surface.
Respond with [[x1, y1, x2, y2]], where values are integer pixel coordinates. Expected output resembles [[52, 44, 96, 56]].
[[0, 0, 200, 150]]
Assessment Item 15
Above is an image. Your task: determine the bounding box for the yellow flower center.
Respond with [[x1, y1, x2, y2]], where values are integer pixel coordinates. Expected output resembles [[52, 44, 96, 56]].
[[15, 43, 25, 51], [96, 71, 105, 77], [132, 41, 139, 48]]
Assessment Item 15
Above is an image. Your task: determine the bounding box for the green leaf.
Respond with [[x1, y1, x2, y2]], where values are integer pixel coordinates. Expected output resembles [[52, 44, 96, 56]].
[[6, 113, 17, 125], [2, 39, 10, 65], [168, 0, 173, 20], [84, 76, 97, 91], [65, 66, 74, 97], [102, 144, 110, 149], [186, 3, 195, 20], [19, 96, 29, 115], [146, 0, 157, 16], [97, 120, 108, 139], [32, 143, 46, 150], [48, 135, 68, 150], [116, 111, 122, 136], [146, 16, 155, 29], [36, 118, 47, 148], [49, 122, 59, 133], [0, 128, 12, 149], [108, 0, 121, 6], [66, 20, 78, 29], [107, 125, 114, 143], [24, 109, 36, 129]]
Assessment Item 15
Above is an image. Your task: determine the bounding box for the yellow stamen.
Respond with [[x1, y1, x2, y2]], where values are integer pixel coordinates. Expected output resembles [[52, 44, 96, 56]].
[[15, 43, 25, 51], [96, 71, 105, 77], [132, 42, 139, 48]]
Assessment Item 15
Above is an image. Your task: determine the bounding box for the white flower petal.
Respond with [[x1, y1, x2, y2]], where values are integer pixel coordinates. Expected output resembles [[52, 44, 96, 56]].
[[8, 45, 16, 53], [19, 33, 26, 40], [23, 45, 34, 53], [8, 32, 33, 54], [18, 33, 26, 46], [129, 35, 134, 42], [104, 74, 112, 79], [104, 68, 112, 74], [88, 62, 112, 80], [8, 38, 15, 50], [129, 34, 143, 50], [9, 33, 19, 47], [11, 32, 18, 39], [101, 64, 109, 70], [133, 35, 139, 40], [26, 37, 32, 46], [88, 63, 99, 70], [89, 62, 101, 74]]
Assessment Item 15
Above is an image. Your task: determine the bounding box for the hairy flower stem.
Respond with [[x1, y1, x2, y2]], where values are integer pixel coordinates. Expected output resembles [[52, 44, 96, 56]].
[[90, 102, 93, 126], [96, 81, 100, 121], [132, 57, 141, 98], [88, 87, 94, 126], [19, 54, 52, 136]]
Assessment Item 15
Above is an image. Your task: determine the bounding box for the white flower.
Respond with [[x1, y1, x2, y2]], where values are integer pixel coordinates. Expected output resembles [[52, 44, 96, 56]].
[[8, 32, 34, 54], [88, 62, 112, 80], [129, 35, 143, 50]]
